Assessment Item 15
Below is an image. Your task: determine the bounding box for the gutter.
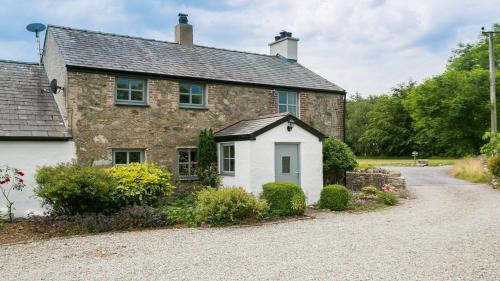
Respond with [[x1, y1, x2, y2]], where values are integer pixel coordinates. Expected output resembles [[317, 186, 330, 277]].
[[0, 136, 73, 141]]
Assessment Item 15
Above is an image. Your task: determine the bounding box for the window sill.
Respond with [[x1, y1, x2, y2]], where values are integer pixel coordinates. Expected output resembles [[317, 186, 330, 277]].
[[221, 172, 235, 177], [179, 105, 209, 110], [115, 102, 150, 107]]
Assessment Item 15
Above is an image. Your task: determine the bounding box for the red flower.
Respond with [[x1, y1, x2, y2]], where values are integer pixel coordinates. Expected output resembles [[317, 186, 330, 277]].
[[17, 171, 24, 176], [4, 178, 10, 183], [19, 179, 24, 183]]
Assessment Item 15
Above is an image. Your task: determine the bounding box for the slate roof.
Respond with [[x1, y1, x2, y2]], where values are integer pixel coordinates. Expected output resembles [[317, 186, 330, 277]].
[[47, 25, 345, 93], [0, 60, 70, 139], [214, 113, 325, 141]]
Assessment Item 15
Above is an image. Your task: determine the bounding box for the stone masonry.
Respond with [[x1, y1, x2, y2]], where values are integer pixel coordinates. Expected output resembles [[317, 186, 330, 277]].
[[66, 70, 344, 178], [346, 168, 407, 195]]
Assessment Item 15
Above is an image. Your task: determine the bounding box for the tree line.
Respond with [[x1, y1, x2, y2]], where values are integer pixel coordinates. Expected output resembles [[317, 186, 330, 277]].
[[346, 24, 500, 157]]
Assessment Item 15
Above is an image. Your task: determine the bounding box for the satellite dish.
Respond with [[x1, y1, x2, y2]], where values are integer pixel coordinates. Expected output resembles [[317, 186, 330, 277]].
[[26, 23, 46, 37], [26, 23, 46, 63], [50, 79, 62, 94]]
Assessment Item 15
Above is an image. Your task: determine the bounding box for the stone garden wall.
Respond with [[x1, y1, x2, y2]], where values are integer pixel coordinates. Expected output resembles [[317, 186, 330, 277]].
[[346, 168, 407, 194]]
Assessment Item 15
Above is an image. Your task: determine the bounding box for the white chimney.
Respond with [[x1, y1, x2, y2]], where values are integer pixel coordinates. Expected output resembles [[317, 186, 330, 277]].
[[269, 31, 299, 61], [175, 13, 193, 47]]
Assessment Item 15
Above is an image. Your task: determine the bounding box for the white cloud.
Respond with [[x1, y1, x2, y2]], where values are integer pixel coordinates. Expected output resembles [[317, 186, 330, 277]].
[[1, 0, 498, 95]]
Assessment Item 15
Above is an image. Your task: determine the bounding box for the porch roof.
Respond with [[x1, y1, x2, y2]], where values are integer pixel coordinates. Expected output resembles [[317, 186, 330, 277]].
[[214, 113, 325, 142]]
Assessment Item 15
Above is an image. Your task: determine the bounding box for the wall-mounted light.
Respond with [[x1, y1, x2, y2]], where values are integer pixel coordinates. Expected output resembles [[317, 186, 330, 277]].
[[287, 118, 295, 131]]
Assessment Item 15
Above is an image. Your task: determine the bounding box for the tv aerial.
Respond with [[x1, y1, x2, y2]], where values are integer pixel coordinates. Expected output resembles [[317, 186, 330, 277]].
[[26, 23, 46, 64]]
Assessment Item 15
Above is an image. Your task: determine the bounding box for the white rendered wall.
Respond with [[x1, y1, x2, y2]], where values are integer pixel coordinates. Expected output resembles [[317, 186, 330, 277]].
[[220, 122, 323, 204], [0, 141, 76, 217], [219, 141, 251, 189]]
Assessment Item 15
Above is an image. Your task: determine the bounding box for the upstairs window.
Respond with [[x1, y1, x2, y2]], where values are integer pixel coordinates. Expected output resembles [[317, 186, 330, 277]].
[[116, 78, 146, 104], [179, 82, 205, 108], [278, 91, 298, 117], [113, 150, 145, 165], [220, 143, 235, 175], [178, 148, 198, 179]]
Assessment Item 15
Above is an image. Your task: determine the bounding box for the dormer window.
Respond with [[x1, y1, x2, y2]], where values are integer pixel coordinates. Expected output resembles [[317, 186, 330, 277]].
[[179, 82, 206, 108], [115, 78, 147, 105]]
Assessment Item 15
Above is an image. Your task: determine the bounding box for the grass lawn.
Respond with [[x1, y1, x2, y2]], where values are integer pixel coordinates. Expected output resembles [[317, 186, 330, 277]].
[[357, 157, 456, 167]]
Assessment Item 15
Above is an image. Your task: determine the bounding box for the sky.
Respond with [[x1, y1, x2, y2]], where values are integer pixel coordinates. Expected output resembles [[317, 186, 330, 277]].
[[0, 0, 498, 96]]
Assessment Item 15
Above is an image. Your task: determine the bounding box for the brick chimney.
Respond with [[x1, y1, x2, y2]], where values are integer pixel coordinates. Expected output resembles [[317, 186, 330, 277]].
[[175, 13, 193, 47], [269, 30, 299, 61]]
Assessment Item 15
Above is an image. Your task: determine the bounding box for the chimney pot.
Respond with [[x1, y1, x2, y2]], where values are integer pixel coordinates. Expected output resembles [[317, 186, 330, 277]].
[[269, 31, 299, 61], [175, 13, 193, 47], [178, 13, 188, 24]]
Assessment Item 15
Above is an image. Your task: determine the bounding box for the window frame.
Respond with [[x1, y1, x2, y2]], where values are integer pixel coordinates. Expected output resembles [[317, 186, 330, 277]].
[[179, 81, 207, 109], [177, 147, 198, 180], [115, 77, 148, 105], [219, 142, 235, 176], [277, 90, 299, 117], [112, 149, 145, 165]]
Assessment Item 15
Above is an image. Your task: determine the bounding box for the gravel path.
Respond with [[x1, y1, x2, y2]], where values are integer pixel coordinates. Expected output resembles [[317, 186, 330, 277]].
[[1, 166, 500, 280]]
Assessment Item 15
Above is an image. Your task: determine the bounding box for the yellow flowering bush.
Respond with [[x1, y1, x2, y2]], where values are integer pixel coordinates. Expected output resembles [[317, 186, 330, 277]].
[[106, 163, 175, 206]]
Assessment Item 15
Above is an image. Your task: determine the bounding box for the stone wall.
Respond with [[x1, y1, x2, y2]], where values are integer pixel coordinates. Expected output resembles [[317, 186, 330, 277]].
[[66, 70, 345, 179], [302, 91, 344, 140], [346, 168, 407, 193]]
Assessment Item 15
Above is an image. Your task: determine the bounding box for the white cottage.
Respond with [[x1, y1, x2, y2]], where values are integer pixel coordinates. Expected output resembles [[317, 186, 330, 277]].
[[0, 60, 76, 216], [214, 113, 324, 204]]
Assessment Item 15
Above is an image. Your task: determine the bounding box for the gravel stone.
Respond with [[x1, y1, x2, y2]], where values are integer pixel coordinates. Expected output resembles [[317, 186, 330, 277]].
[[1, 166, 499, 280]]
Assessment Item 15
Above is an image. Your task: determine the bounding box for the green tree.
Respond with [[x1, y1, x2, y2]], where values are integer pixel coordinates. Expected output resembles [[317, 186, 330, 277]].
[[323, 136, 357, 184], [197, 129, 217, 168], [346, 93, 377, 155], [196, 129, 220, 187], [359, 82, 416, 156], [406, 69, 492, 156]]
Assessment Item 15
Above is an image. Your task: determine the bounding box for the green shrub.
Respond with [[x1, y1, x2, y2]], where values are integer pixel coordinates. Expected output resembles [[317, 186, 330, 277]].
[[261, 182, 306, 216], [38, 206, 170, 234], [319, 184, 351, 211], [481, 132, 500, 157], [488, 155, 500, 178], [361, 185, 379, 195], [376, 192, 399, 206], [323, 136, 358, 184], [35, 164, 119, 215], [195, 187, 269, 225], [164, 194, 198, 226], [112, 206, 170, 229], [106, 163, 175, 207], [291, 192, 307, 215]]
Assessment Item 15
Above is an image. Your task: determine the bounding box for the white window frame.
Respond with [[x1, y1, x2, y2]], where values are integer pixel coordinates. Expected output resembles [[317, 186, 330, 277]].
[[219, 143, 235, 176], [177, 148, 198, 180], [115, 77, 147, 105], [112, 149, 145, 165], [277, 90, 299, 117], [179, 82, 207, 109]]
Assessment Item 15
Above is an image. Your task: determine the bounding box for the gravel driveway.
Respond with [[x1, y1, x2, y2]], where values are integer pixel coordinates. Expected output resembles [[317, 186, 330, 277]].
[[1, 166, 499, 280]]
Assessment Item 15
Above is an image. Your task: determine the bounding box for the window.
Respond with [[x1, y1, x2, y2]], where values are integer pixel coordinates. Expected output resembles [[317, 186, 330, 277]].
[[282, 156, 291, 173], [113, 150, 145, 165], [179, 82, 205, 108], [178, 148, 197, 179], [278, 91, 298, 116], [116, 78, 146, 104], [220, 143, 235, 175]]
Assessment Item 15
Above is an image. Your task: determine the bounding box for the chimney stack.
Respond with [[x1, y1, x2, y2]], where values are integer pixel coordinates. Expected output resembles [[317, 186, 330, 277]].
[[269, 30, 299, 61], [175, 13, 193, 47]]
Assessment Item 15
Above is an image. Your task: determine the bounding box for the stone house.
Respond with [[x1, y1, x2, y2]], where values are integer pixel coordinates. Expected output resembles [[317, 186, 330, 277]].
[[1, 14, 345, 208]]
